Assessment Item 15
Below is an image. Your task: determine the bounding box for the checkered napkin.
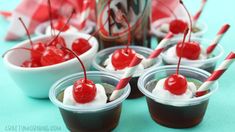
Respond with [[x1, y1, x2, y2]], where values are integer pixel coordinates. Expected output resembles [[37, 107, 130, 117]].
[[152, 0, 184, 21], [4, 0, 96, 41]]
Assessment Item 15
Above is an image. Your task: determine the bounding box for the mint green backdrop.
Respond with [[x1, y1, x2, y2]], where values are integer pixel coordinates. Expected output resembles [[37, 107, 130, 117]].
[[1, 0, 235, 131]]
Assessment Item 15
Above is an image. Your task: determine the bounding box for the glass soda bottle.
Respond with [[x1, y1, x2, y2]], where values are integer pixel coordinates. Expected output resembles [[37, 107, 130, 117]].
[[97, 0, 151, 49]]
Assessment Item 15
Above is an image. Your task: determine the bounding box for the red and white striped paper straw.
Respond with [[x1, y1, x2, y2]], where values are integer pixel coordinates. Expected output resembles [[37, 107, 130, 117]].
[[147, 32, 174, 63], [0, 11, 12, 20], [78, 0, 90, 30], [109, 55, 143, 101], [193, 0, 207, 25], [197, 52, 235, 93], [206, 24, 230, 55]]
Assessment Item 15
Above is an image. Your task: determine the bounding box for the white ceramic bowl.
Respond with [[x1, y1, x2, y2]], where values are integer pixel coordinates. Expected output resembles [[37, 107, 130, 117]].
[[3, 33, 99, 98], [35, 20, 95, 36]]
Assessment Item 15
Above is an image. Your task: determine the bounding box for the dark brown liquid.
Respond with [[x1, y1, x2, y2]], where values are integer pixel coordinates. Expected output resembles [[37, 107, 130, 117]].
[[145, 79, 209, 128], [128, 77, 144, 99], [57, 83, 122, 132], [100, 62, 146, 99], [97, 0, 152, 49]]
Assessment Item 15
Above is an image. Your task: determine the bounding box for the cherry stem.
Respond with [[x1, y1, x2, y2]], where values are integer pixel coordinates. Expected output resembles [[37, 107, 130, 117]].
[[176, 28, 189, 75], [180, 0, 192, 42], [87, 0, 112, 41], [87, 16, 109, 41], [157, 0, 177, 19], [62, 47, 88, 82], [47, 0, 55, 36], [48, 9, 75, 46], [18, 17, 33, 47], [123, 15, 131, 52], [2, 47, 41, 58]]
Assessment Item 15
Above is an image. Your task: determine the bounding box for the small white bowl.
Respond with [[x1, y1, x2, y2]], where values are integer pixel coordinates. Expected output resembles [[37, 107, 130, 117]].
[[3, 33, 99, 98], [34, 20, 95, 36]]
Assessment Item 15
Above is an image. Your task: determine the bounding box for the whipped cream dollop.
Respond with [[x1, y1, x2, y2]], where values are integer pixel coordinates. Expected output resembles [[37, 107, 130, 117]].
[[103, 53, 153, 73], [45, 25, 78, 35], [163, 45, 207, 66], [159, 23, 170, 33], [63, 84, 107, 107], [152, 78, 197, 100]]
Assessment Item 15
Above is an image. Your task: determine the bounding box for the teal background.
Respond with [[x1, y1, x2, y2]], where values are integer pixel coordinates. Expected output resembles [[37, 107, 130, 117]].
[[0, 0, 235, 131]]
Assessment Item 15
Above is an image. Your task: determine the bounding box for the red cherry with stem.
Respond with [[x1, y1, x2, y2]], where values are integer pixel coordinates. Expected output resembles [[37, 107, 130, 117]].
[[73, 79, 97, 103], [157, 0, 188, 34], [169, 20, 188, 34], [111, 15, 136, 70], [47, 9, 75, 47], [164, 28, 189, 95], [31, 42, 47, 61], [40, 46, 65, 66], [19, 17, 46, 61], [62, 48, 96, 103], [111, 48, 136, 70], [18, 18, 46, 66], [72, 38, 91, 55], [176, 41, 201, 60], [53, 19, 70, 32], [164, 74, 188, 95], [50, 36, 66, 49], [62, 49, 75, 61]]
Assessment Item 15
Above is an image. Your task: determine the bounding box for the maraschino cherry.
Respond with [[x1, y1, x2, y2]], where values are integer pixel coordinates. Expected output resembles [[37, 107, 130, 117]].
[[157, 0, 188, 34], [3, 18, 47, 68], [69, 0, 112, 57], [47, 0, 70, 32], [164, 28, 189, 95], [176, 41, 201, 60], [53, 18, 70, 32], [72, 38, 91, 55], [64, 48, 96, 103], [175, 0, 201, 60], [111, 15, 136, 70], [19, 18, 46, 67], [40, 46, 65, 66]]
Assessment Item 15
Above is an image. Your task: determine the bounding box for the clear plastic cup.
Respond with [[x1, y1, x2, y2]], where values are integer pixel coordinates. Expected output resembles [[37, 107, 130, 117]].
[[49, 71, 130, 132], [151, 17, 208, 42], [161, 37, 224, 73], [138, 65, 218, 128], [92, 46, 162, 99]]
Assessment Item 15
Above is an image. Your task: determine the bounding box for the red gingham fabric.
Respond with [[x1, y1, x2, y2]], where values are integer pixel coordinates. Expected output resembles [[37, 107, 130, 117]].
[[152, 0, 184, 21], [4, 0, 96, 41]]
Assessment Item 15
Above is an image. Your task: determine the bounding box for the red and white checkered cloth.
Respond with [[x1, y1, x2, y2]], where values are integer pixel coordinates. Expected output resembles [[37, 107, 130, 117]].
[[152, 0, 184, 21], [4, 0, 96, 41]]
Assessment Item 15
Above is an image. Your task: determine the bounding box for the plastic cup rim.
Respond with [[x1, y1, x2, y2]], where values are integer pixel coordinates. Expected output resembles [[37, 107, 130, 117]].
[[138, 65, 218, 107], [92, 45, 162, 77], [49, 71, 131, 113], [161, 37, 224, 64]]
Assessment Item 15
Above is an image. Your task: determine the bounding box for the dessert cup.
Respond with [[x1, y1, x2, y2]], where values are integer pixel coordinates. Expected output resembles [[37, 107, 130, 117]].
[[138, 65, 218, 128], [151, 17, 208, 42], [92, 46, 162, 99], [161, 37, 224, 73], [3, 33, 98, 98], [35, 19, 95, 36], [49, 71, 130, 132]]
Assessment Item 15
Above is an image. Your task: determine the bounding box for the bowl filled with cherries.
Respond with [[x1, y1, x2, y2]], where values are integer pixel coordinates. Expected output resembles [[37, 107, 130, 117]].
[[2, 16, 98, 98]]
